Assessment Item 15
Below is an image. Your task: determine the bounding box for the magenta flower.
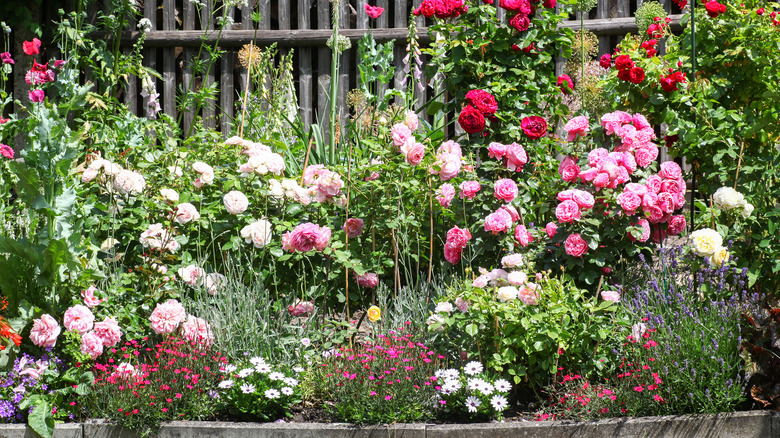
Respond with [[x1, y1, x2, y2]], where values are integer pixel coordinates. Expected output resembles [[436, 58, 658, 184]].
[[28, 89, 45, 103], [364, 3, 385, 18], [0, 52, 13, 64]]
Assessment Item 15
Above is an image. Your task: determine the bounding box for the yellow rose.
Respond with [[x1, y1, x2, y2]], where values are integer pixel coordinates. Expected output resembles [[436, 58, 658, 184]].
[[689, 228, 723, 257], [367, 305, 381, 322], [708, 246, 731, 267]]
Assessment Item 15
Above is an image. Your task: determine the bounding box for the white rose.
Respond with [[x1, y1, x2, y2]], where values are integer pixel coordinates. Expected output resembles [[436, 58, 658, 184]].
[[496, 286, 519, 302], [177, 265, 205, 286], [223, 191, 249, 215], [507, 271, 527, 286], [742, 203, 754, 219], [103, 162, 123, 176], [160, 188, 179, 203], [167, 165, 183, 178], [708, 246, 731, 268], [689, 228, 723, 257], [426, 314, 446, 331], [268, 179, 285, 199], [240, 219, 273, 248], [266, 153, 286, 175], [173, 203, 200, 224], [88, 158, 108, 170], [713, 186, 746, 210], [192, 161, 213, 175], [434, 302, 454, 314], [113, 170, 145, 195]]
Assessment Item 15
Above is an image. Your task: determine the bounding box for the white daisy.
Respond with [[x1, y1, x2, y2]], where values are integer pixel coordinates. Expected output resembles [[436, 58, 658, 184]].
[[444, 369, 460, 380], [440, 380, 460, 395], [221, 364, 237, 373], [237, 368, 254, 378], [240, 383, 255, 394], [479, 382, 494, 396], [268, 372, 285, 381], [464, 361, 484, 376], [283, 377, 298, 387], [254, 363, 272, 374], [490, 395, 508, 411], [281, 386, 294, 396], [293, 366, 304, 373], [249, 357, 266, 366], [301, 337, 311, 347], [264, 388, 281, 399], [467, 378, 484, 391], [218, 379, 235, 389], [465, 396, 481, 413], [493, 379, 512, 393], [434, 369, 448, 379]]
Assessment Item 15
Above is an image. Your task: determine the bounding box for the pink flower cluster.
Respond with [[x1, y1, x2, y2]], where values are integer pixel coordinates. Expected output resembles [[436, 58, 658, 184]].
[[600, 111, 659, 168], [433, 140, 462, 181], [484, 204, 520, 234], [487, 141, 528, 172], [282, 222, 331, 253], [302, 164, 346, 204], [444, 226, 471, 264], [576, 147, 636, 189], [412, 0, 467, 18], [459, 181, 481, 199], [617, 162, 687, 240], [436, 183, 456, 208], [555, 189, 595, 223]]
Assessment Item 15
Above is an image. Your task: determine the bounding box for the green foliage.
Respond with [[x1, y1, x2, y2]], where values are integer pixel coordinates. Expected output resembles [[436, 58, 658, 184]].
[[634, 1, 668, 36]]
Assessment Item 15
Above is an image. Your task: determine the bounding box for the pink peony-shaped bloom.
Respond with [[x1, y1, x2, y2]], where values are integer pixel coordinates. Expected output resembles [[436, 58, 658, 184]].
[[657, 192, 676, 214], [572, 190, 595, 210], [588, 148, 609, 168], [0, 144, 14, 160], [501, 253, 524, 268], [455, 297, 470, 313], [173, 203, 200, 224], [592, 172, 611, 189], [621, 152, 637, 174], [564, 116, 590, 141], [518, 283, 540, 305], [617, 191, 642, 214], [659, 161, 682, 180], [302, 164, 327, 186], [502, 205, 520, 222], [601, 291, 621, 302], [436, 183, 456, 208], [484, 209, 513, 234], [30, 314, 61, 348], [666, 214, 686, 235], [288, 300, 314, 317], [438, 155, 461, 180], [459, 180, 481, 199], [625, 182, 648, 196], [557, 189, 576, 201], [487, 142, 507, 159], [635, 144, 659, 168], [558, 156, 580, 182], [150, 299, 187, 334], [472, 275, 490, 288], [446, 226, 472, 249], [391, 123, 413, 148], [641, 192, 659, 211], [494, 178, 518, 202], [80, 332, 104, 360], [180, 315, 215, 346], [555, 200, 581, 223], [81, 285, 105, 308], [356, 272, 379, 288], [64, 305, 95, 335], [632, 113, 651, 130], [29, 89, 45, 103], [578, 167, 599, 182], [223, 191, 249, 214], [660, 179, 681, 195], [505, 142, 528, 172], [645, 175, 662, 193], [405, 142, 426, 166], [443, 243, 463, 264], [628, 218, 651, 242], [564, 233, 589, 257], [514, 224, 534, 247], [545, 222, 558, 238], [283, 222, 331, 252], [92, 317, 122, 347], [342, 218, 365, 238]]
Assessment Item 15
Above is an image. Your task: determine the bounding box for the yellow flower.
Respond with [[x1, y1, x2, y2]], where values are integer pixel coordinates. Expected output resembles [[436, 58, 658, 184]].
[[367, 305, 381, 322], [708, 246, 731, 268], [689, 228, 723, 257]]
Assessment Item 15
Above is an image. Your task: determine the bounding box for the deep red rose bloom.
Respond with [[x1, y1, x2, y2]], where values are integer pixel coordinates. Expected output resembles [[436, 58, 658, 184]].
[[617, 68, 632, 82], [458, 105, 486, 134], [614, 55, 634, 71], [543, 0, 556, 7], [660, 77, 678, 92], [599, 53, 611, 69], [521, 116, 548, 139], [757, 7, 764, 15], [705, 1, 724, 18], [628, 67, 645, 84], [500, 0, 532, 13], [465, 89, 498, 116], [557, 74, 574, 94], [509, 13, 531, 31], [646, 48, 657, 57]]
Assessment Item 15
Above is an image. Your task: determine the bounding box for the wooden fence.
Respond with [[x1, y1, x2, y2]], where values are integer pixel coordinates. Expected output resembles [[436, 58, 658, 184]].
[[120, 0, 684, 136]]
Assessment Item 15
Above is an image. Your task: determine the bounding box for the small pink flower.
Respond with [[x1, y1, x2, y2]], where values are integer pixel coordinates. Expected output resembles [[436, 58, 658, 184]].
[[342, 218, 365, 238], [494, 178, 518, 203], [29, 89, 45, 103], [356, 272, 379, 288], [602, 291, 621, 302], [545, 222, 557, 238], [459, 181, 481, 199], [0, 144, 13, 160], [81, 285, 105, 308], [436, 183, 456, 208]]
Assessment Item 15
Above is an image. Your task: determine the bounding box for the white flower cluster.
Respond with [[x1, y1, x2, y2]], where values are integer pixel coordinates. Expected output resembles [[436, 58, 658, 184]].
[[82, 157, 146, 196], [217, 356, 298, 400], [689, 227, 731, 267], [470, 255, 541, 305], [713, 186, 753, 218], [240, 219, 273, 249], [268, 179, 312, 206], [139, 223, 179, 252], [434, 362, 511, 416], [227, 136, 286, 177]]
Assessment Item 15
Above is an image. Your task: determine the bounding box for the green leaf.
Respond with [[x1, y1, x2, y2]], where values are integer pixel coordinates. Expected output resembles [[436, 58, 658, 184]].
[[465, 323, 478, 336], [28, 400, 54, 438]]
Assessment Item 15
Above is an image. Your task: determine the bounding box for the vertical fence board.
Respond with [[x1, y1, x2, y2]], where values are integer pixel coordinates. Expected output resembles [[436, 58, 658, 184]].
[[338, 0, 350, 127], [182, 0, 196, 135], [162, 0, 177, 121], [317, 0, 331, 138], [299, 0, 314, 129], [615, 0, 630, 43], [393, 0, 407, 105], [597, 0, 610, 55], [142, 0, 157, 119], [220, 7, 236, 135], [200, 1, 216, 129]]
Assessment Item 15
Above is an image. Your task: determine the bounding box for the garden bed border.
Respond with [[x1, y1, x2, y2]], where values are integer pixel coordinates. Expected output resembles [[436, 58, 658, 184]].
[[0, 410, 777, 438]]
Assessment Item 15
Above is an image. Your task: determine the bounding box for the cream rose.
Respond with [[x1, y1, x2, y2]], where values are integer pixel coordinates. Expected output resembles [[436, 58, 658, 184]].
[[223, 191, 249, 215], [713, 187, 746, 211], [689, 228, 723, 257]]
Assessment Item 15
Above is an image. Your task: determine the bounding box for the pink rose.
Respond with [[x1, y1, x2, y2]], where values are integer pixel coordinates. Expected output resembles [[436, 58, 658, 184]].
[[564, 116, 589, 141], [645, 175, 662, 193], [555, 200, 581, 223], [647, 205, 666, 223], [592, 172, 611, 189], [564, 233, 589, 257], [356, 272, 379, 288], [64, 305, 95, 335], [342, 218, 365, 238], [518, 283, 540, 305], [632, 113, 651, 130], [437, 140, 463, 159], [180, 315, 215, 347], [625, 183, 648, 196], [30, 314, 61, 348], [601, 291, 621, 302], [484, 209, 513, 234], [391, 123, 413, 148], [438, 155, 461, 180], [620, 153, 637, 174], [150, 299, 187, 334], [666, 214, 686, 235], [507, 271, 528, 286], [514, 224, 534, 247], [634, 144, 658, 168], [173, 203, 200, 224], [494, 178, 518, 202], [558, 156, 581, 182], [443, 243, 463, 264], [459, 181, 481, 199], [455, 297, 470, 313], [316, 171, 344, 197], [178, 265, 206, 286], [501, 253, 524, 268], [487, 142, 507, 159], [628, 218, 651, 242], [81, 285, 105, 308], [80, 332, 104, 360], [657, 192, 675, 214], [288, 300, 315, 317], [92, 317, 122, 347], [472, 275, 489, 288], [302, 164, 327, 186], [404, 110, 419, 130], [557, 189, 576, 201], [505, 142, 528, 172], [578, 168, 599, 182], [545, 222, 558, 238], [572, 190, 595, 210], [660, 179, 681, 194], [617, 191, 642, 214], [283, 223, 331, 252], [659, 161, 682, 180], [223, 191, 249, 214], [588, 148, 609, 167], [446, 226, 472, 248], [436, 183, 456, 208], [405, 142, 426, 166], [642, 192, 659, 211]]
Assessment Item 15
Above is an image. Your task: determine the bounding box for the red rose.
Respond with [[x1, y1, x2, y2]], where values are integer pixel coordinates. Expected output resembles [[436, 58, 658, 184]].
[[521, 116, 547, 139], [557, 74, 574, 94], [543, 0, 556, 7], [617, 68, 632, 82], [646, 48, 657, 57], [509, 13, 531, 32], [628, 67, 645, 84], [614, 55, 634, 70], [458, 105, 486, 134], [500, 0, 531, 13], [660, 76, 678, 92], [465, 89, 498, 116], [599, 53, 611, 69]]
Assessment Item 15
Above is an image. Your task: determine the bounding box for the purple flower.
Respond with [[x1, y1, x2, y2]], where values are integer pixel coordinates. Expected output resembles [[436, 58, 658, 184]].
[[0, 52, 13, 65]]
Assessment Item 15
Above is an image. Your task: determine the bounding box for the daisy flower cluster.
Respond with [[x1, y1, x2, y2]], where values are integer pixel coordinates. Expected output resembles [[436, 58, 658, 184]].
[[215, 356, 302, 421], [434, 361, 512, 421]]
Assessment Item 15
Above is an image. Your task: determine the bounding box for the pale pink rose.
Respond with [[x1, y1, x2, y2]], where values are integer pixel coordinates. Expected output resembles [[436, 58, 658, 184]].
[[288, 299, 315, 317], [342, 218, 365, 238], [564, 116, 589, 141], [518, 283, 539, 305], [488, 269, 509, 284], [150, 299, 187, 334], [578, 167, 599, 182], [572, 190, 595, 209], [484, 209, 513, 234], [192, 161, 213, 175], [514, 224, 534, 247], [436, 183, 456, 208], [223, 191, 249, 214], [472, 275, 490, 288], [204, 273, 226, 295], [112, 170, 146, 195], [455, 297, 470, 313], [173, 203, 200, 224], [645, 175, 662, 193], [315, 226, 331, 251], [265, 153, 286, 175], [507, 271, 528, 286], [558, 156, 580, 182], [659, 161, 682, 180], [140, 223, 176, 252], [666, 214, 686, 235], [30, 314, 61, 348], [634, 144, 658, 168], [356, 272, 379, 288], [64, 305, 95, 335], [555, 200, 581, 223], [316, 171, 344, 197], [81, 285, 105, 308], [617, 191, 642, 214], [494, 178, 518, 203], [405, 142, 426, 166], [501, 205, 520, 222], [92, 317, 122, 347], [404, 110, 419, 131], [180, 315, 214, 347], [459, 181, 481, 199], [657, 192, 675, 214], [487, 142, 507, 159], [505, 142, 528, 172], [557, 189, 576, 201], [564, 233, 588, 257], [601, 291, 621, 302], [588, 148, 609, 168], [501, 253, 524, 268], [302, 164, 327, 186], [391, 123, 413, 148], [438, 155, 461, 180], [80, 332, 104, 360], [240, 219, 273, 248], [225, 136, 247, 146], [443, 243, 462, 264], [160, 188, 179, 203], [82, 168, 99, 183], [628, 218, 651, 242], [545, 222, 558, 238], [437, 140, 463, 159], [592, 172, 611, 189], [242, 142, 272, 157]]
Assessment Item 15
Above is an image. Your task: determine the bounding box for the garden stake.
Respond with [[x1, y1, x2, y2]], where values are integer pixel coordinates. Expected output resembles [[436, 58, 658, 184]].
[[300, 137, 315, 187], [428, 176, 433, 284], [238, 43, 255, 138], [734, 141, 745, 188]]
